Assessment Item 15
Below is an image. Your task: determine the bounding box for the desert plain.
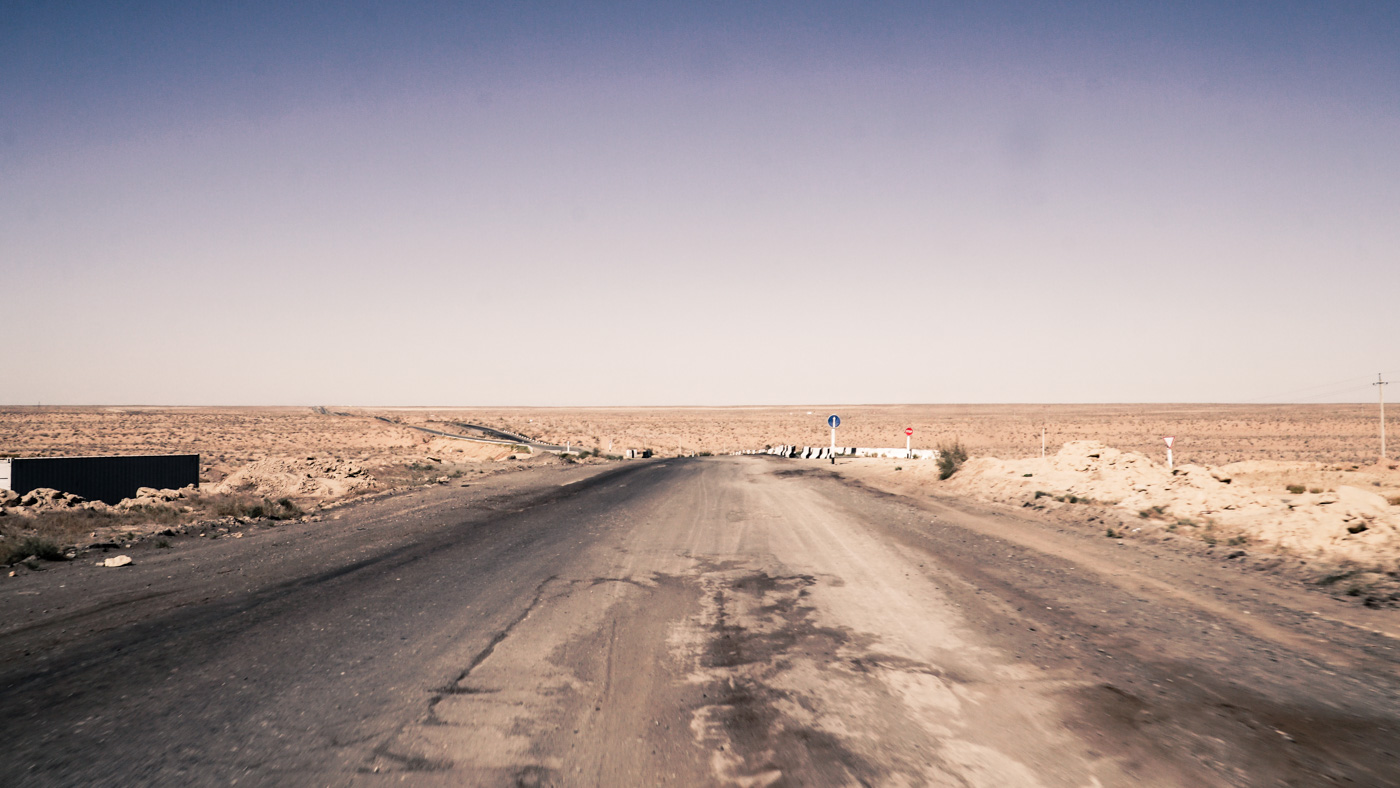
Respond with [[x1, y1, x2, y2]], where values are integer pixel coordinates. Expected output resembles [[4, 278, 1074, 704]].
[[2, 403, 1398, 605]]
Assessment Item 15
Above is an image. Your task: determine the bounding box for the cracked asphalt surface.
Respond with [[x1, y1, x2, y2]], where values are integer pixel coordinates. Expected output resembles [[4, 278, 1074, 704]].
[[2, 456, 1398, 786]]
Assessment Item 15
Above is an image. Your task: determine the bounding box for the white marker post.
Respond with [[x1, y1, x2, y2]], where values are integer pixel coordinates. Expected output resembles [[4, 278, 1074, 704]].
[[905, 427, 913, 459], [1163, 436, 1175, 470], [1377, 374, 1389, 460]]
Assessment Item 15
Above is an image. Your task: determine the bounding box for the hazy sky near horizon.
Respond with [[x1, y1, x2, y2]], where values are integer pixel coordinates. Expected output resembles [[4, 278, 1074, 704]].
[[3, 2, 1398, 406]]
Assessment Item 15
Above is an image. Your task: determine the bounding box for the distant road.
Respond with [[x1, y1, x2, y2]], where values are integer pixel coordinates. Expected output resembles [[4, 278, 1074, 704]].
[[367, 414, 570, 452], [2, 458, 1396, 785], [448, 421, 571, 452]]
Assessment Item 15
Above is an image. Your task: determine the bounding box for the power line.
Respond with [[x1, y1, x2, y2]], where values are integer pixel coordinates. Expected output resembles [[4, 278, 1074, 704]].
[[1239, 374, 1380, 404]]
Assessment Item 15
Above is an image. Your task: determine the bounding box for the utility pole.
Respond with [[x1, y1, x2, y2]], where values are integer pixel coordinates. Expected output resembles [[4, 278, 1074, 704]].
[[1377, 373, 1389, 460]]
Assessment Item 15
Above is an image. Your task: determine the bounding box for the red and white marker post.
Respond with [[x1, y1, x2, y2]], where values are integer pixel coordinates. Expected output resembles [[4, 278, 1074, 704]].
[[905, 427, 914, 458], [1163, 436, 1175, 469]]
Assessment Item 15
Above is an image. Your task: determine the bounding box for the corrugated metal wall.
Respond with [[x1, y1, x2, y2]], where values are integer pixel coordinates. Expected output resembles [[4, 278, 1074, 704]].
[[7, 455, 200, 504]]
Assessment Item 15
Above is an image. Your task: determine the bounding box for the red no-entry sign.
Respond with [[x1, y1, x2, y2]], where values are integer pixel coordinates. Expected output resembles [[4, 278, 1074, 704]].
[[905, 427, 913, 436]]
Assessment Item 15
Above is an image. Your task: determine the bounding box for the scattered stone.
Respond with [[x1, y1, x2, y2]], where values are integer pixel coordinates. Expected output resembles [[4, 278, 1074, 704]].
[[102, 555, 133, 568], [17, 488, 85, 509]]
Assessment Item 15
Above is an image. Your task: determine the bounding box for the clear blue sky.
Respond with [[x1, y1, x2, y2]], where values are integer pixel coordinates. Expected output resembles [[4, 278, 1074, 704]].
[[3, 2, 1397, 405]]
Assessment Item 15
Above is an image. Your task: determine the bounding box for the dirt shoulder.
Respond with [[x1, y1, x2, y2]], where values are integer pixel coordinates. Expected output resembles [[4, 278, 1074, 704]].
[[824, 443, 1400, 610]]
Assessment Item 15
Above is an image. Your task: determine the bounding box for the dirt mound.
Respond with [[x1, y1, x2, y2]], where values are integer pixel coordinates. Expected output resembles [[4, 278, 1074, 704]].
[[215, 457, 377, 500], [114, 486, 197, 512], [936, 441, 1400, 566]]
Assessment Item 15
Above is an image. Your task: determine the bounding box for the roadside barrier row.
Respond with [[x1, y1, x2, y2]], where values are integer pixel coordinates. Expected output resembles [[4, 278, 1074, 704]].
[[743, 445, 938, 460]]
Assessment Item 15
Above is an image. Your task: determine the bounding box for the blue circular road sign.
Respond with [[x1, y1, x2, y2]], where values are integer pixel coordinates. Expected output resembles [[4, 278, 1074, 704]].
[[827, 414, 841, 428]]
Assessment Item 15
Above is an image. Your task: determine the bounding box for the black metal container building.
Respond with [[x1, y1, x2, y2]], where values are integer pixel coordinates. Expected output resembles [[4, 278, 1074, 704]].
[[0, 455, 200, 504]]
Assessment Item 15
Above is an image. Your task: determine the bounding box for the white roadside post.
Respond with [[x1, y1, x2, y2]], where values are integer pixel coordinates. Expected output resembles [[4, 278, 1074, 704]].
[[1164, 436, 1175, 470], [827, 414, 840, 464], [1377, 374, 1389, 460], [905, 427, 913, 459]]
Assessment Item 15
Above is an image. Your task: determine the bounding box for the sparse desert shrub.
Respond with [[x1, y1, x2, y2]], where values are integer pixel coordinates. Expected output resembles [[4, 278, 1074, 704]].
[[894, 466, 902, 471], [1388, 495, 1400, 507], [936, 440, 968, 480], [207, 494, 301, 521], [1309, 487, 1323, 494], [1035, 491, 1049, 499], [1317, 569, 1358, 586], [1, 535, 66, 564], [1286, 484, 1306, 494]]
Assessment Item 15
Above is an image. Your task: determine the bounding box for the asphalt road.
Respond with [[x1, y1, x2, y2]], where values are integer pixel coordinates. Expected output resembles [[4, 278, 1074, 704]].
[[2, 457, 1397, 786]]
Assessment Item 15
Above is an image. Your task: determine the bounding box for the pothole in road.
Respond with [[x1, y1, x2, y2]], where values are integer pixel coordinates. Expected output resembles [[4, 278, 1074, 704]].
[[676, 564, 971, 786]]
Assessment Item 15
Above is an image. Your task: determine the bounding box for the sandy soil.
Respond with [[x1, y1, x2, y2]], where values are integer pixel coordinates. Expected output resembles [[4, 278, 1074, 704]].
[[0, 407, 569, 558], [0, 407, 537, 483], [379, 403, 1392, 466], [3, 403, 1389, 468]]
